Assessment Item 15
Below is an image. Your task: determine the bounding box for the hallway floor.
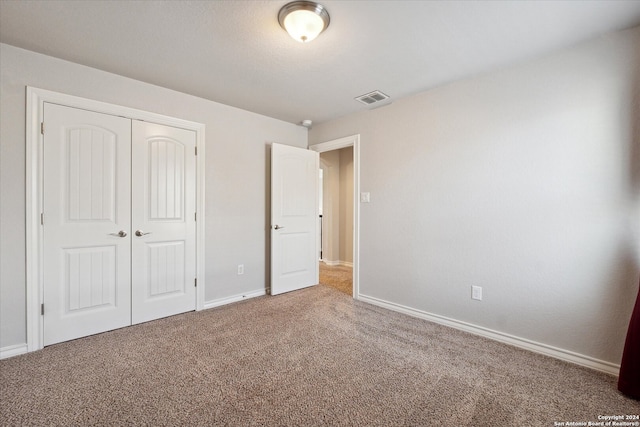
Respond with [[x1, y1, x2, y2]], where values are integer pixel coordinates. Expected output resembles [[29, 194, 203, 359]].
[[319, 262, 352, 296]]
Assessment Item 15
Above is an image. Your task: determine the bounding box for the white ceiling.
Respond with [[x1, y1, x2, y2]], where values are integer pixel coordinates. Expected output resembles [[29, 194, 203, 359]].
[[2, 0, 640, 125]]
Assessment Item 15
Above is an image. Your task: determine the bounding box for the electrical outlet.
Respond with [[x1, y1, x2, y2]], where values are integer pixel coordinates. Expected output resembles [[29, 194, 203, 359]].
[[237, 264, 244, 275], [471, 286, 482, 301]]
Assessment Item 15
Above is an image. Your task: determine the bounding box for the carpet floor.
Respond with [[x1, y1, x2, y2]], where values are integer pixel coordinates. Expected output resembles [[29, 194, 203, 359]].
[[319, 262, 352, 296], [1, 285, 638, 426]]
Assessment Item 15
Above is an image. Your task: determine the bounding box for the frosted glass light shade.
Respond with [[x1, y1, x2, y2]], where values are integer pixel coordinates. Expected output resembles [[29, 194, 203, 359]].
[[283, 10, 324, 42], [278, 1, 330, 43]]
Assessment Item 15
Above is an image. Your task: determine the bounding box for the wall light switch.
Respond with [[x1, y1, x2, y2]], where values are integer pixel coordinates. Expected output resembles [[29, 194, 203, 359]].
[[237, 264, 244, 275], [360, 192, 370, 203], [472, 286, 482, 301]]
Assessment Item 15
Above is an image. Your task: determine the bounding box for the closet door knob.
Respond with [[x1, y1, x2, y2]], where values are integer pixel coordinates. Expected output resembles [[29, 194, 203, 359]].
[[135, 230, 152, 237], [110, 230, 127, 237]]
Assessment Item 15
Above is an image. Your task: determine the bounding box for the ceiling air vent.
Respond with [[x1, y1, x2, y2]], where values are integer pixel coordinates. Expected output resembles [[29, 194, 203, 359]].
[[355, 90, 390, 106]]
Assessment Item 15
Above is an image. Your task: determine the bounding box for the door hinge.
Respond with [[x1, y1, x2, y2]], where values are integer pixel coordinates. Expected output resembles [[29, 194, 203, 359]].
[[41, 122, 44, 135], [194, 212, 197, 221], [41, 303, 44, 315], [194, 278, 197, 287], [41, 213, 44, 225], [195, 146, 198, 156]]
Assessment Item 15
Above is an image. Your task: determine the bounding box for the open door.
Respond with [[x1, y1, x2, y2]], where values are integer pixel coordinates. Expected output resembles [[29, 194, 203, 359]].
[[271, 143, 319, 295]]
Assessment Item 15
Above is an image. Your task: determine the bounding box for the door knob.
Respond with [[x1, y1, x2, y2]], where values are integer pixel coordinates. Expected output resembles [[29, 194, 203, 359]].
[[110, 230, 127, 237], [135, 230, 152, 237], [274, 225, 284, 230]]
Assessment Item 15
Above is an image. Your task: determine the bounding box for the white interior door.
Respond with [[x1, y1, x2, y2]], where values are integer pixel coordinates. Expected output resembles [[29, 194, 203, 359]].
[[271, 143, 319, 295], [43, 103, 132, 345], [131, 121, 197, 324]]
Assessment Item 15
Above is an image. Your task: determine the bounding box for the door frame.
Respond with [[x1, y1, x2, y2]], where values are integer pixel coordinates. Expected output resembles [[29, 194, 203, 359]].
[[26, 86, 206, 352], [309, 135, 360, 298]]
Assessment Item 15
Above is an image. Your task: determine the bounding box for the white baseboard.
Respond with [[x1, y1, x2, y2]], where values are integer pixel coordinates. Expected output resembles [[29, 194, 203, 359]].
[[321, 260, 353, 267], [0, 343, 28, 360], [203, 289, 266, 310], [358, 294, 620, 376]]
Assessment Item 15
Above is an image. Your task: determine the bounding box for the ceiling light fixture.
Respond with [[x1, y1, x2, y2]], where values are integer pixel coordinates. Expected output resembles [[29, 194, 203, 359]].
[[278, 1, 330, 43]]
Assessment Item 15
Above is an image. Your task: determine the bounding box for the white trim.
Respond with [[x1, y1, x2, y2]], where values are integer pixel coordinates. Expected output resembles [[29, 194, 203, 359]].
[[358, 294, 620, 376], [203, 289, 266, 310], [321, 260, 353, 267], [26, 87, 43, 352], [25, 87, 206, 352], [310, 135, 360, 300], [0, 344, 29, 360], [195, 121, 206, 312], [311, 135, 359, 152]]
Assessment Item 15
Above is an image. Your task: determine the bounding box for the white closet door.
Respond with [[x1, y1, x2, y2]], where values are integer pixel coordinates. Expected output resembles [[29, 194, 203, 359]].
[[131, 120, 197, 324], [43, 103, 132, 345]]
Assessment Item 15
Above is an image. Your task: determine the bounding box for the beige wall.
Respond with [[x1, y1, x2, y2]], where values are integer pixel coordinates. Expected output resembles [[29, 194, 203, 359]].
[[320, 150, 340, 263], [0, 43, 307, 349], [339, 148, 354, 264], [310, 27, 640, 365]]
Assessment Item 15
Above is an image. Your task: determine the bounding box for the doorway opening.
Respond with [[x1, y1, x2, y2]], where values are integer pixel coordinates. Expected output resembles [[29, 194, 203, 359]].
[[318, 147, 353, 296], [310, 135, 360, 299]]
